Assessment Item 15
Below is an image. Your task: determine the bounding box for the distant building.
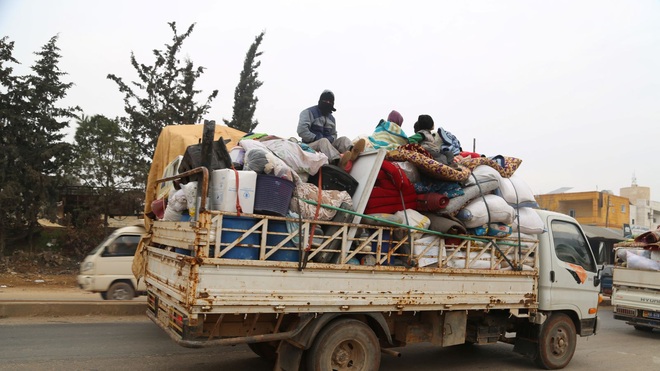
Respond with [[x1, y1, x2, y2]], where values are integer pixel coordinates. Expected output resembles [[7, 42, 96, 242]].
[[535, 191, 629, 265], [620, 182, 660, 232], [535, 191, 629, 229]]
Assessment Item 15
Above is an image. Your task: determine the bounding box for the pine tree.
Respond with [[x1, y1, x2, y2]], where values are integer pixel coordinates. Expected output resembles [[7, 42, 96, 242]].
[[0, 35, 79, 254], [107, 22, 217, 187], [224, 31, 265, 133], [0, 36, 21, 256]]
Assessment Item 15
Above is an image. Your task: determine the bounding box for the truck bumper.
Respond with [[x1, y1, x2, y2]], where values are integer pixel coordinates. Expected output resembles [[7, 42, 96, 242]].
[[613, 306, 660, 329], [580, 315, 598, 336]]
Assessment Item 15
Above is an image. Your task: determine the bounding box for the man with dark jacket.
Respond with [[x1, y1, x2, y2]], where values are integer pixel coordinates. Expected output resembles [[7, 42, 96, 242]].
[[297, 89, 352, 163]]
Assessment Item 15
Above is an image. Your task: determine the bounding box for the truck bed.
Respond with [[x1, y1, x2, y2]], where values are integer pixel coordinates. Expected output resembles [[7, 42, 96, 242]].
[[612, 267, 660, 311], [144, 212, 539, 318]]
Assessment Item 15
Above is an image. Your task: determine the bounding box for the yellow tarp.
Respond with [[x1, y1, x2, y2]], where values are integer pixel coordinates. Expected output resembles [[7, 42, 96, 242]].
[[143, 123, 246, 222]]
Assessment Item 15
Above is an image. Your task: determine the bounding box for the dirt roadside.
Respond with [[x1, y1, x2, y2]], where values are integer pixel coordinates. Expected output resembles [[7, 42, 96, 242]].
[[0, 272, 78, 290]]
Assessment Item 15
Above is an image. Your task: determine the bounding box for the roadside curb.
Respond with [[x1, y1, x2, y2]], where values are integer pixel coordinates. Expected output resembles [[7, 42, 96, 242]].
[[0, 302, 147, 318]]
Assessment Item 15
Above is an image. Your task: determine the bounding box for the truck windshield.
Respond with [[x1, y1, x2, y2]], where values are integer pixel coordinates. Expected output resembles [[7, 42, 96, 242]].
[[551, 220, 597, 272]]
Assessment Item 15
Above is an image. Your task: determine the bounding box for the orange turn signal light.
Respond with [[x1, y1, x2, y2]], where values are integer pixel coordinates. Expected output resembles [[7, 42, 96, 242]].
[[589, 307, 598, 314], [598, 294, 604, 304]]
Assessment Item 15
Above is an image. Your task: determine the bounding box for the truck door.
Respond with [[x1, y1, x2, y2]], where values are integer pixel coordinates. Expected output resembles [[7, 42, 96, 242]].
[[547, 219, 599, 315]]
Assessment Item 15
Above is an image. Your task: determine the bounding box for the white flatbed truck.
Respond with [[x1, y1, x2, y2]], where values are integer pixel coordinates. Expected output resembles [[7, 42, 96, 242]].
[[135, 124, 600, 370], [612, 241, 660, 331]]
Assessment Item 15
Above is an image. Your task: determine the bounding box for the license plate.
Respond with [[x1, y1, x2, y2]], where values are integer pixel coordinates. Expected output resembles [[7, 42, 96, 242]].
[[642, 311, 660, 319]]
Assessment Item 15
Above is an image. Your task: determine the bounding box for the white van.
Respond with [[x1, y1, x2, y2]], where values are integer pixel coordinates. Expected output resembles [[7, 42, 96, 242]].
[[77, 225, 146, 300]]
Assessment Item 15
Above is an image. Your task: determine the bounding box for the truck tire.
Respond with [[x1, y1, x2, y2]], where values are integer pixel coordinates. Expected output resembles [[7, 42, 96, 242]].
[[248, 341, 279, 362], [306, 318, 380, 371], [106, 282, 135, 300], [534, 313, 576, 369]]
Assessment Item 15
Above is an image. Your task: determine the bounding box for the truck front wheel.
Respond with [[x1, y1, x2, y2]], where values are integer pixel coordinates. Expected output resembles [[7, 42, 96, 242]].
[[534, 313, 576, 369], [306, 318, 380, 371]]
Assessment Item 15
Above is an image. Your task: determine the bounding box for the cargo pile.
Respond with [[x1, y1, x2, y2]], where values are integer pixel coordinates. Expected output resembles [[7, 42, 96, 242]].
[[146, 124, 542, 269]]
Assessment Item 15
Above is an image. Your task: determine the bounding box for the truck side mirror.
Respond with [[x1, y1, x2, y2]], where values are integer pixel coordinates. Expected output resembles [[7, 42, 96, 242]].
[[594, 265, 603, 287]]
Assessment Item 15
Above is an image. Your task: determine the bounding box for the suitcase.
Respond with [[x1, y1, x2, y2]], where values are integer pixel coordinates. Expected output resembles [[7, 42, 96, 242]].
[[308, 165, 359, 196]]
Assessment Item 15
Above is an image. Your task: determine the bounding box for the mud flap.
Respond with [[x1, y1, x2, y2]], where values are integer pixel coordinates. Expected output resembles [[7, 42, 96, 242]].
[[275, 340, 304, 371]]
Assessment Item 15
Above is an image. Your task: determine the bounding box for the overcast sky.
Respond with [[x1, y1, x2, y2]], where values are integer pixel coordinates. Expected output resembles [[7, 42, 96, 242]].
[[1, 0, 658, 199]]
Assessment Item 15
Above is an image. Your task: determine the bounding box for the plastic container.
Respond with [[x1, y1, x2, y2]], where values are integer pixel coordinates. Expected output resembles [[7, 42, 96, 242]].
[[217, 216, 260, 259], [254, 175, 295, 216], [209, 169, 256, 213], [266, 220, 299, 262]]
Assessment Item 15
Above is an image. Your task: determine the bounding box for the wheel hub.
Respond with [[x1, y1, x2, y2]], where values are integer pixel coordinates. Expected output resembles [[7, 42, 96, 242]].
[[332, 341, 359, 369], [551, 329, 568, 355]]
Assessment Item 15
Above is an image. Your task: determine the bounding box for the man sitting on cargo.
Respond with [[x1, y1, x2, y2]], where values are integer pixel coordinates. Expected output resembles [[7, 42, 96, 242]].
[[297, 90, 354, 164]]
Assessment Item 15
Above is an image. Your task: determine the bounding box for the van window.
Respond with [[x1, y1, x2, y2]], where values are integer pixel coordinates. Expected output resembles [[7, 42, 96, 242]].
[[551, 220, 596, 272], [102, 235, 141, 257]]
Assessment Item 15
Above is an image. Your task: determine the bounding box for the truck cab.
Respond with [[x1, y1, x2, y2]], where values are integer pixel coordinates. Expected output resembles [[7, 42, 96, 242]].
[[537, 210, 600, 334], [77, 225, 146, 300]]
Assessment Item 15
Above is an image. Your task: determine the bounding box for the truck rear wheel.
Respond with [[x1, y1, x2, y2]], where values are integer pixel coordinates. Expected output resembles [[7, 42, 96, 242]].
[[106, 282, 135, 300], [306, 318, 380, 371], [534, 313, 576, 369]]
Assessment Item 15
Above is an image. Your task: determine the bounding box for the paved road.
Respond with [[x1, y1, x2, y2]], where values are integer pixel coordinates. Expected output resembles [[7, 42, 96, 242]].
[[1, 306, 659, 370]]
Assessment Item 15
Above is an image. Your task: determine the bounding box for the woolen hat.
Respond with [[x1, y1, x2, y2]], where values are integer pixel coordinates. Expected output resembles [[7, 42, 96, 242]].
[[414, 114, 434, 131]]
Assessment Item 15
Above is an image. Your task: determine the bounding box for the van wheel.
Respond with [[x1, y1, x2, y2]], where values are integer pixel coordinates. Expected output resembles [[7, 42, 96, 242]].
[[534, 313, 576, 369], [306, 318, 380, 371], [107, 282, 135, 300]]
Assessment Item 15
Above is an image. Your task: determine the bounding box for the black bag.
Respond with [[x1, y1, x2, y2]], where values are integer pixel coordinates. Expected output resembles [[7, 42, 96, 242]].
[[178, 138, 232, 184], [308, 164, 359, 196]]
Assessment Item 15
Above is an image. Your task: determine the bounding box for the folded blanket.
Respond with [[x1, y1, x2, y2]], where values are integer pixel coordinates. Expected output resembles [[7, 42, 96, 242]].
[[459, 155, 522, 178], [387, 144, 471, 182], [634, 229, 660, 244]]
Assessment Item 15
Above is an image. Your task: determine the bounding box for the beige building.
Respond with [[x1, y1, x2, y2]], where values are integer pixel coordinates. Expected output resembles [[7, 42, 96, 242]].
[[620, 182, 660, 231]]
